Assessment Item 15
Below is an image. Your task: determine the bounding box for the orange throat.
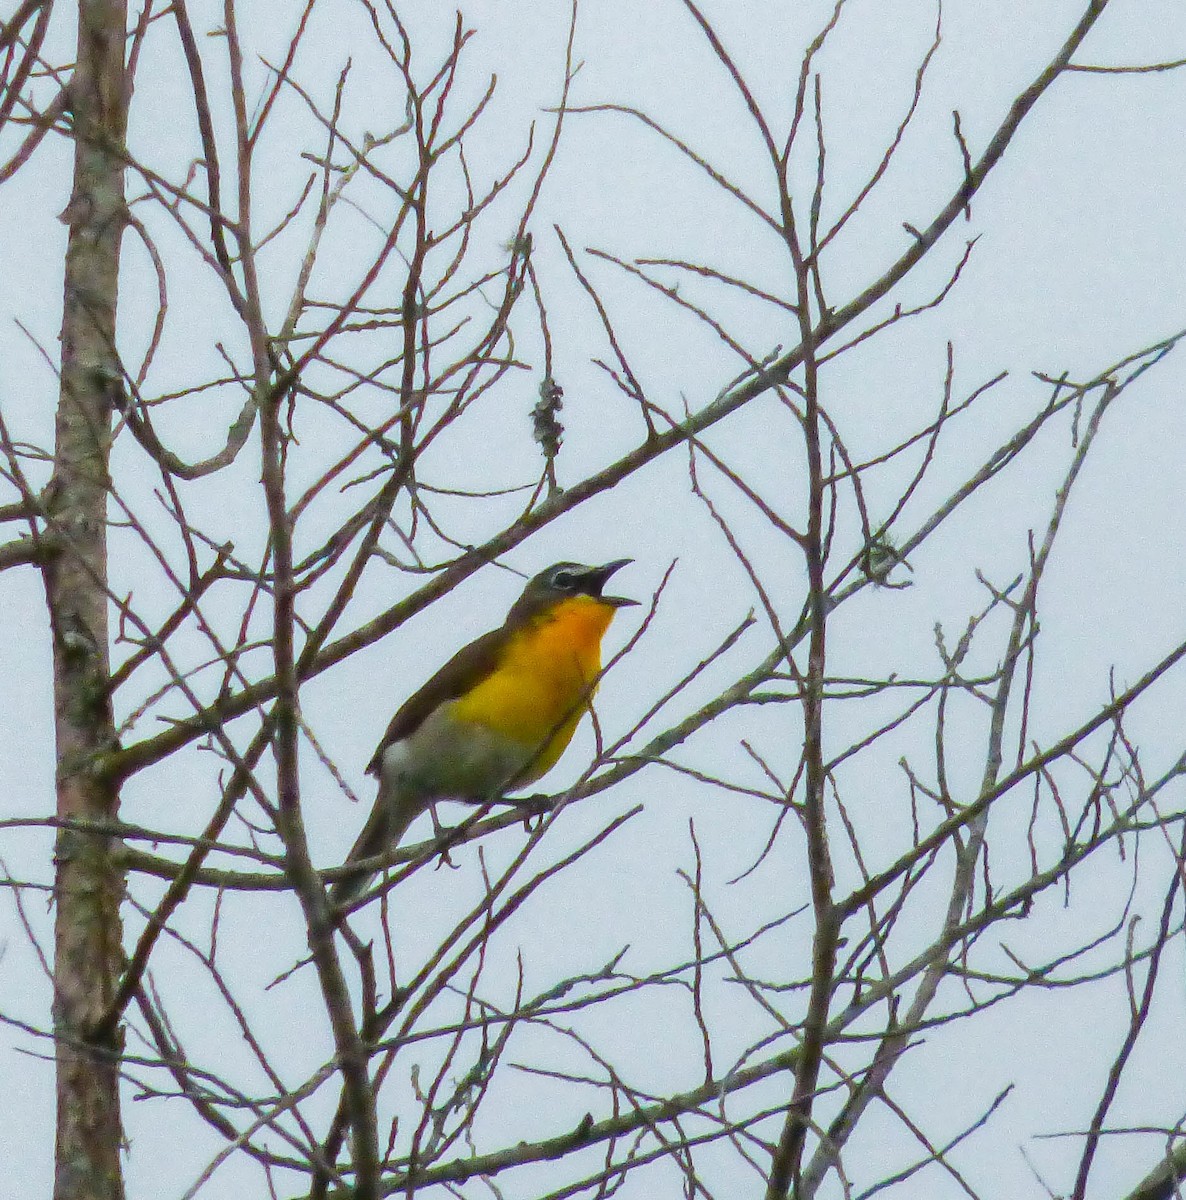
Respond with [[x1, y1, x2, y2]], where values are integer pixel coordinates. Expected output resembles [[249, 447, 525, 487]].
[[450, 595, 621, 781]]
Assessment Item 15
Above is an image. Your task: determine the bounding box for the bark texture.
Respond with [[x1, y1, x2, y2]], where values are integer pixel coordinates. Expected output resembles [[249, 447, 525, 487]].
[[48, 2, 128, 1198]]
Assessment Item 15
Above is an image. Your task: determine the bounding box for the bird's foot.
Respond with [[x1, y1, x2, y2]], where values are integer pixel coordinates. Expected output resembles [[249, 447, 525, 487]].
[[513, 792, 553, 831], [428, 803, 461, 870]]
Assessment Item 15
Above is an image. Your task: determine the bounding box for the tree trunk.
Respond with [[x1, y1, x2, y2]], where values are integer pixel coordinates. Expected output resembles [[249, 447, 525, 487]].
[[48, 2, 128, 1198]]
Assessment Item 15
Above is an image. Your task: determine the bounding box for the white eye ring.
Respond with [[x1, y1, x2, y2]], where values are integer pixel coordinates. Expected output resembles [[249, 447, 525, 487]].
[[551, 569, 577, 589]]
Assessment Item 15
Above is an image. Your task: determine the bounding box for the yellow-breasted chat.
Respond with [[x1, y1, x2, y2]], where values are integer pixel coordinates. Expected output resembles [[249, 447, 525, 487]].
[[330, 560, 637, 905]]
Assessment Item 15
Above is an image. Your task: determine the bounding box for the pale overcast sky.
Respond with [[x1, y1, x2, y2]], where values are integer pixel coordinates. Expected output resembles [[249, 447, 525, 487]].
[[3, 2, 1186, 1197]]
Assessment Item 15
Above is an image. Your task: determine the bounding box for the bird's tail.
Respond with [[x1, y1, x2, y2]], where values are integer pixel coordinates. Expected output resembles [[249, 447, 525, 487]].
[[329, 778, 419, 908]]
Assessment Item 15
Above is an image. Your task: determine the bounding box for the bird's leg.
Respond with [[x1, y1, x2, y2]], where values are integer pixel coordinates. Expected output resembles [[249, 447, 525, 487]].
[[428, 802, 461, 870], [515, 793, 553, 821], [502, 792, 552, 833]]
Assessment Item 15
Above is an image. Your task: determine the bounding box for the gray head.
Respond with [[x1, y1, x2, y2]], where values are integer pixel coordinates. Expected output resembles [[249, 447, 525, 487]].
[[506, 559, 638, 623]]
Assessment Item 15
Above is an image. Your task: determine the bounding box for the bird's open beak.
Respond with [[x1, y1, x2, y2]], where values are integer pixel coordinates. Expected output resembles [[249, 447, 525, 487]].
[[584, 558, 639, 607]]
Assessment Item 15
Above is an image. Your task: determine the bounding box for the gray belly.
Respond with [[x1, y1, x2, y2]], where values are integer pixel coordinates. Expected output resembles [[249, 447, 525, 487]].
[[380, 702, 535, 801]]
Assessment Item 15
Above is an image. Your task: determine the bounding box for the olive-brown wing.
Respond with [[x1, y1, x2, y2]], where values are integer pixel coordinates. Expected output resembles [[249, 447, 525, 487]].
[[364, 624, 509, 776]]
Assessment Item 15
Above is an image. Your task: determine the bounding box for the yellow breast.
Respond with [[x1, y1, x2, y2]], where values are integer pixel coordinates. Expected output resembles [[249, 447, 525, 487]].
[[452, 595, 617, 783]]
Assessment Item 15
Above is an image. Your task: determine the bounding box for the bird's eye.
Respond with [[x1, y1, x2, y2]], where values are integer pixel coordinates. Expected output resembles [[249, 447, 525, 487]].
[[551, 569, 577, 590]]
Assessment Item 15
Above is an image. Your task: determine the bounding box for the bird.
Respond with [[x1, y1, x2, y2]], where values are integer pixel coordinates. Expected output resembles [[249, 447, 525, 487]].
[[330, 560, 638, 906]]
